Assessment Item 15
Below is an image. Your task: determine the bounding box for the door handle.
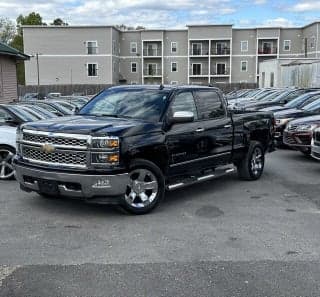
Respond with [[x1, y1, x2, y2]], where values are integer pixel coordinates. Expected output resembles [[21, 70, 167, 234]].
[[224, 124, 232, 128], [195, 128, 204, 132]]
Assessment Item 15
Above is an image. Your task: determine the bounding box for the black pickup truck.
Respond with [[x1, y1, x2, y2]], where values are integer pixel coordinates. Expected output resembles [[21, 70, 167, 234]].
[[14, 85, 275, 214]]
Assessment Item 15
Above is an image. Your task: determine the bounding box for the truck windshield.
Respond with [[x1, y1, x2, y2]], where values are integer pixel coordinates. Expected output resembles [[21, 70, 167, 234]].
[[79, 88, 170, 122]]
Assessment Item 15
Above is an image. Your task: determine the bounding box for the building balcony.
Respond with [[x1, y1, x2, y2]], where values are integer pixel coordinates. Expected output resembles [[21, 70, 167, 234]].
[[143, 68, 162, 77], [258, 47, 278, 55], [143, 48, 162, 57], [211, 48, 231, 56]]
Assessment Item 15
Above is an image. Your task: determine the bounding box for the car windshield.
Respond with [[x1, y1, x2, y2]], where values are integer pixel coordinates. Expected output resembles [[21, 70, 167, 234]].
[[285, 93, 320, 108], [302, 98, 320, 111], [80, 88, 170, 122], [7, 106, 39, 122], [260, 91, 283, 101]]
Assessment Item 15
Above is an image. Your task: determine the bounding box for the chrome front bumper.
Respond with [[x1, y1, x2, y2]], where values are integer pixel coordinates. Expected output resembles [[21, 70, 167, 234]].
[[311, 141, 320, 160], [14, 163, 129, 199]]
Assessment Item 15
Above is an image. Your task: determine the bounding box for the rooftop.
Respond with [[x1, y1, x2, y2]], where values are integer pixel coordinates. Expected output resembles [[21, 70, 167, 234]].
[[0, 42, 30, 60]]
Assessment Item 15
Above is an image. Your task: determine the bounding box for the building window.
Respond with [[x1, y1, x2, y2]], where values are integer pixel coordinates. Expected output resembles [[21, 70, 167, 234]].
[[87, 63, 98, 77], [310, 36, 316, 49], [170, 81, 178, 85], [86, 41, 98, 55], [216, 63, 226, 75], [270, 72, 274, 87], [171, 42, 178, 53], [192, 63, 202, 75], [112, 40, 116, 54], [241, 61, 248, 72], [171, 62, 178, 72], [283, 40, 291, 51], [241, 40, 248, 52], [131, 62, 137, 73], [113, 62, 116, 73], [192, 43, 202, 55], [130, 42, 137, 54]]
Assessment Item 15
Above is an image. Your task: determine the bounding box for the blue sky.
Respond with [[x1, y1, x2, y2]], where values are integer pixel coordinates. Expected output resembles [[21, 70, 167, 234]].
[[0, 0, 319, 28]]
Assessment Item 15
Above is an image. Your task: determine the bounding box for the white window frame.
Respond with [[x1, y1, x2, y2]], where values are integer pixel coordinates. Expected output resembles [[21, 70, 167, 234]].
[[310, 36, 316, 49], [216, 63, 226, 75], [131, 62, 137, 73], [86, 41, 98, 55], [130, 42, 137, 54], [192, 43, 202, 55], [170, 81, 178, 85], [171, 62, 178, 72], [241, 40, 248, 52], [171, 42, 178, 53], [87, 63, 98, 77], [283, 40, 291, 51], [240, 60, 248, 72], [191, 63, 202, 75]]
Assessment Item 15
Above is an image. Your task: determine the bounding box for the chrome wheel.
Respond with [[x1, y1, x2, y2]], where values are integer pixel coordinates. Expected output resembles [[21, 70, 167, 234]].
[[125, 168, 159, 209], [251, 147, 263, 176], [0, 149, 15, 180]]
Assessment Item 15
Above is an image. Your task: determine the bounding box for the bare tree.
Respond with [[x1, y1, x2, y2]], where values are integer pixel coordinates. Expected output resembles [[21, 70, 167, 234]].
[[0, 17, 16, 44]]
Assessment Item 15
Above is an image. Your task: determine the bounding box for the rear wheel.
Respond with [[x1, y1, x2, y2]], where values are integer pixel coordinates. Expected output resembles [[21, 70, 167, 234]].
[[121, 159, 165, 215], [0, 145, 15, 180], [237, 141, 265, 180]]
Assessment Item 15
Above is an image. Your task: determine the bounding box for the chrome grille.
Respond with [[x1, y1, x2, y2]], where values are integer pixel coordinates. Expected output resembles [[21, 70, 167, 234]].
[[23, 132, 87, 147], [283, 132, 296, 145], [22, 146, 87, 168]]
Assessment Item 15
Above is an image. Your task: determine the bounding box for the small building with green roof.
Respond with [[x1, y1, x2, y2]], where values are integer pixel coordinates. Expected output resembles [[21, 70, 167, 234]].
[[0, 42, 29, 103]]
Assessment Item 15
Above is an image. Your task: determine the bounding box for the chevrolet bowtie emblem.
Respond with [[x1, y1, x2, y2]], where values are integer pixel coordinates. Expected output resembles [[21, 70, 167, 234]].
[[42, 143, 55, 153]]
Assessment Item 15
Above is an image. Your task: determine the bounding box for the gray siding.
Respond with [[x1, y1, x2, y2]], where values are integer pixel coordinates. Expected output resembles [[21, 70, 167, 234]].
[[188, 25, 232, 39], [0, 56, 18, 103]]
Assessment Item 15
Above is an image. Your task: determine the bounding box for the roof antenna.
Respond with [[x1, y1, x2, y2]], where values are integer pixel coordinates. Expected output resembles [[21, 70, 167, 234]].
[[159, 83, 164, 90]]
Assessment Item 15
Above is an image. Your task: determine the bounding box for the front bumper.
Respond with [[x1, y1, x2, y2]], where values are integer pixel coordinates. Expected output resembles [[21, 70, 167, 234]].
[[13, 162, 129, 200], [283, 131, 312, 151], [311, 141, 320, 160]]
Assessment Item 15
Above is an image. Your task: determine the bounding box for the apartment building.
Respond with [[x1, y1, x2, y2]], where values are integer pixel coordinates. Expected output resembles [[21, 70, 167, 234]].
[[22, 21, 320, 86]]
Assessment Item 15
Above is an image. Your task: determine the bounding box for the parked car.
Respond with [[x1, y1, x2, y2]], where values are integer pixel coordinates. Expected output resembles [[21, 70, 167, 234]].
[[283, 115, 320, 155], [14, 85, 275, 214], [0, 104, 45, 180], [245, 88, 314, 111], [274, 98, 320, 145], [47, 92, 62, 99], [311, 127, 320, 160], [18, 104, 58, 119], [261, 91, 320, 113], [24, 101, 73, 116]]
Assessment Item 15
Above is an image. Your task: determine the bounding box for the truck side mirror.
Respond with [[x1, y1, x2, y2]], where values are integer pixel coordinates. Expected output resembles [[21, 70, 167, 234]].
[[170, 111, 194, 124]]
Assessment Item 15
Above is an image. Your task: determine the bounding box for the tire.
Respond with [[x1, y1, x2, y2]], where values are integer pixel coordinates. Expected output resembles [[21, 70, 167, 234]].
[[237, 141, 265, 181], [0, 145, 16, 180], [300, 149, 311, 156], [120, 159, 165, 215]]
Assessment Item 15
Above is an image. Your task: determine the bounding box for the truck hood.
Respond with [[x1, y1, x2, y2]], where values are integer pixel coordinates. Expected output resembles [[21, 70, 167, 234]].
[[21, 115, 162, 137]]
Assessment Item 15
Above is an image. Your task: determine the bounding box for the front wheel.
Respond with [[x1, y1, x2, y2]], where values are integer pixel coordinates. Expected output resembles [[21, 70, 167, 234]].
[[237, 141, 265, 180], [121, 159, 165, 215], [0, 145, 16, 180]]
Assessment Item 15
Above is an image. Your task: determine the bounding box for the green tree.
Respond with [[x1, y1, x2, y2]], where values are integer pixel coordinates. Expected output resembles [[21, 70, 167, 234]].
[[10, 12, 46, 85], [0, 17, 15, 44], [51, 18, 68, 26]]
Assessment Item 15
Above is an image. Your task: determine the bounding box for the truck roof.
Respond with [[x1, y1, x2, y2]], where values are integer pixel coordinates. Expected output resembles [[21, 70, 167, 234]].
[[108, 84, 221, 92]]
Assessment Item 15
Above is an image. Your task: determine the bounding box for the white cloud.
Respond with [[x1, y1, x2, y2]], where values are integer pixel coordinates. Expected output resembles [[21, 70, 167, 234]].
[[262, 17, 295, 27], [290, 1, 320, 12], [254, 0, 266, 4]]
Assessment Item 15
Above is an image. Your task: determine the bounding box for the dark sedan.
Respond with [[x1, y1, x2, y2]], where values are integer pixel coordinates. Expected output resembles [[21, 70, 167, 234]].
[[274, 98, 320, 145], [23, 101, 73, 116], [283, 115, 320, 155], [0, 104, 41, 126]]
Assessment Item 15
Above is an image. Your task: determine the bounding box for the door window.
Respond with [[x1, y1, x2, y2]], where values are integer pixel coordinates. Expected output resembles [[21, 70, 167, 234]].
[[195, 91, 225, 120], [0, 108, 10, 123], [171, 92, 198, 120]]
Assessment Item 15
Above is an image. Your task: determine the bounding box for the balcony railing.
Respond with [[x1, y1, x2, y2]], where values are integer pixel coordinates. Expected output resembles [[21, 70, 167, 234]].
[[143, 48, 162, 57], [190, 48, 209, 56], [143, 68, 162, 76], [211, 68, 230, 75], [258, 47, 278, 55], [211, 48, 231, 55]]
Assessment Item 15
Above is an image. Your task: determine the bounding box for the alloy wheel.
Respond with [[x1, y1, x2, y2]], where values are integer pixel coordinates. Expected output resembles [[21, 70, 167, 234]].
[[0, 149, 15, 180]]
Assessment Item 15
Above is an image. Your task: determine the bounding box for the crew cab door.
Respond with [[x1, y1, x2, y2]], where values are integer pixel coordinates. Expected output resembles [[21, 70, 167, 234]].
[[165, 91, 204, 176], [193, 90, 233, 167]]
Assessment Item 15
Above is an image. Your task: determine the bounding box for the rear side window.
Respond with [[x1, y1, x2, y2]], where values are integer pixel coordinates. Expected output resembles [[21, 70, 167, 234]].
[[0, 108, 10, 123], [170, 92, 198, 120], [195, 91, 225, 120]]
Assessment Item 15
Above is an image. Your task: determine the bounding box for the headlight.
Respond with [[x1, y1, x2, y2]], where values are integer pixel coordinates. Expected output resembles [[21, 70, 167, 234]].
[[276, 118, 293, 126], [91, 136, 119, 149], [91, 152, 119, 165], [296, 124, 318, 131]]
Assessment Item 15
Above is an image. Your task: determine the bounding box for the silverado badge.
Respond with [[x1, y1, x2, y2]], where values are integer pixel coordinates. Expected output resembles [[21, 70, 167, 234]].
[[41, 143, 55, 153]]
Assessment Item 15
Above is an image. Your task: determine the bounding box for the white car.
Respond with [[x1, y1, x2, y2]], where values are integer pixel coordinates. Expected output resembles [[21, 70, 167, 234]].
[[0, 126, 17, 180]]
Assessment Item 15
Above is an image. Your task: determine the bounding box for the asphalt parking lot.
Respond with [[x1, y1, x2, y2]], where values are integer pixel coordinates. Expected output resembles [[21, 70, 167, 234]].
[[0, 149, 320, 296]]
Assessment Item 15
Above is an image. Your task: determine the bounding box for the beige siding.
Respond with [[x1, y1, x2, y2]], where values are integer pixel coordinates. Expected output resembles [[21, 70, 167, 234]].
[[0, 56, 18, 103]]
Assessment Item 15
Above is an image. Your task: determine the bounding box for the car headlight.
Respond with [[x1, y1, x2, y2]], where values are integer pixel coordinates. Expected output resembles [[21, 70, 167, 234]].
[[91, 136, 119, 149], [91, 152, 119, 165], [296, 124, 319, 131], [276, 118, 293, 126]]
